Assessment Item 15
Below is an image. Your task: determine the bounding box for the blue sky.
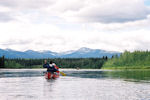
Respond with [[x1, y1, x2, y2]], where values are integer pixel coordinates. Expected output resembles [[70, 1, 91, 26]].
[[0, 0, 150, 52], [145, 0, 150, 6]]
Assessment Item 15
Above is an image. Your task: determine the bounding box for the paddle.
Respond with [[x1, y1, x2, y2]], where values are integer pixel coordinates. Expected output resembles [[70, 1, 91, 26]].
[[60, 71, 66, 76]]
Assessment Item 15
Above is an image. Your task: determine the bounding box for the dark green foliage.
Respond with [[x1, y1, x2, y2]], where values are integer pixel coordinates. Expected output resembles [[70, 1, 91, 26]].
[[0, 56, 5, 68], [103, 51, 150, 68], [5, 60, 24, 68], [3, 58, 107, 69]]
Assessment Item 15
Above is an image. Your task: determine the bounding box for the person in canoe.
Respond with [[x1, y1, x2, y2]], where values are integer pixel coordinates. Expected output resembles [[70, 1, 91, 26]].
[[49, 61, 59, 73], [43, 60, 59, 79], [43, 60, 49, 70]]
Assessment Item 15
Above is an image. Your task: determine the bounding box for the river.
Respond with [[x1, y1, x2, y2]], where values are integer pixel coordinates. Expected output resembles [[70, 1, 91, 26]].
[[0, 69, 150, 100]]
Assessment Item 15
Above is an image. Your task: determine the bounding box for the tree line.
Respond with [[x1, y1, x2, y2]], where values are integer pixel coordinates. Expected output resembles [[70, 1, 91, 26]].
[[103, 50, 150, 69], [2, 50, 149, 69], [0, 56, 5, 68], [0, 56, 108, 69]]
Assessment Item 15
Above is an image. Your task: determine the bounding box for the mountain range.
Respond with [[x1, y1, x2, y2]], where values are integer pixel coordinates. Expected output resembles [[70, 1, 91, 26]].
[[0, 47, 121, 58]]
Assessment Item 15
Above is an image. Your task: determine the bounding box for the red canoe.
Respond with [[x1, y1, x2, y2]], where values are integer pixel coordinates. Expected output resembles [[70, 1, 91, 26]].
[[45, 72, 59, 79]]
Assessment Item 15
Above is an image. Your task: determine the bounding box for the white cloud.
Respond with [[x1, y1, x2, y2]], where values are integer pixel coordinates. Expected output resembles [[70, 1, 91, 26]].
[[0, 0, 150, 52], [60, 0, 150, 23], [91, 15, 150, 31], [0, 0, 150, 23], [0, 20, 150, 52]]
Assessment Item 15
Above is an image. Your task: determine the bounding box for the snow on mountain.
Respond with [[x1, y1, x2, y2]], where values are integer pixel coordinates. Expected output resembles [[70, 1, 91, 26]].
[[0, 47, 121, 58]]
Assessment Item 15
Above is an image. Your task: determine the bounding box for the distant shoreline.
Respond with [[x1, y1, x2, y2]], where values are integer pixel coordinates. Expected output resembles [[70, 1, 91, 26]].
[[102, 66, 150, 70]]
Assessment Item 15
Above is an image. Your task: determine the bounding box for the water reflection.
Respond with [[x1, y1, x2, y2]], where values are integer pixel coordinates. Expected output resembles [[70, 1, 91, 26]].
[[1, 69, 150, 100], [104, 70, 150, 82], [0, 69, 44, 78], [1, 69, 150, 82], [63, 69, 150, 82], [43, 79, 56, 98]]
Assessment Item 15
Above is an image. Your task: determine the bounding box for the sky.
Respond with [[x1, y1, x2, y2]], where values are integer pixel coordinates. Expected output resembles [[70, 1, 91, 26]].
[[0, 0, 150, 52]]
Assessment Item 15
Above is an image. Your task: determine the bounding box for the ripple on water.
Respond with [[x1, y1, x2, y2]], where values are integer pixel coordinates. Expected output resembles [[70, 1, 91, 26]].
[[0, 69, 150, 100]]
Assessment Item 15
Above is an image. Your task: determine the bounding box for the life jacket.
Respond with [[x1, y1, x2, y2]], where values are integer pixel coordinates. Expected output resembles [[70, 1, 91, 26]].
[[52, 63, 59, 73], [48, 63, 58, 72]]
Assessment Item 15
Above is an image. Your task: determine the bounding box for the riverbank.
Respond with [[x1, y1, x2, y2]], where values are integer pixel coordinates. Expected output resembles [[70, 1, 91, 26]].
[[102, 66, 150, 70]]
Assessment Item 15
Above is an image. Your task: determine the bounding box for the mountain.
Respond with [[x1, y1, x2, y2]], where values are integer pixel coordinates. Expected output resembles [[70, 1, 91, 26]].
[[60, 47, 120, 58], [0, 47, 121, 58], [0, 49, 55, 58]]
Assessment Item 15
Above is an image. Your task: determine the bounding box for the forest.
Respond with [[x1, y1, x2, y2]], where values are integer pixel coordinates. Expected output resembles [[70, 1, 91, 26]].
[[103, 51, 150, 69], [0, 57, 108, 69], [1, 51, 150, 69]]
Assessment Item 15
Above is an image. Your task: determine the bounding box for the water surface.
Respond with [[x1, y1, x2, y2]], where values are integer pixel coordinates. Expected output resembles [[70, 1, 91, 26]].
[[0, 69, 150, 100]]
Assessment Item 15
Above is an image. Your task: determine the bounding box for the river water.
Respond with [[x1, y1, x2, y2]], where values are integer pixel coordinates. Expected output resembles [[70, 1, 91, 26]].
[[0, 69, 150, 100]]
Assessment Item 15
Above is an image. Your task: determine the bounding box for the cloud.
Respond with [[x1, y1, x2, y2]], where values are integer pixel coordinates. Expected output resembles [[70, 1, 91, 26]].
[[0, 20, 150, 52], [91, 15, 150, 31], [60, 0, 150, 23], [0, 0, 54, 22], [0, 0, 150, 23], [0, 39, 32, 46], [0, 0, 150, 52], [81, 29, 150, 52], [0, 0, 54, 9], [0, 12, 14, 22]]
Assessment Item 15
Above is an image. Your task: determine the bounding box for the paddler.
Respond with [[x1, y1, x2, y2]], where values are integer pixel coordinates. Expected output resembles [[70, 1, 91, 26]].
[[43, 60, 58, 73], [49, 61, 58, 73], [43, 60, 49, 70], [51, 62, 59, 74]]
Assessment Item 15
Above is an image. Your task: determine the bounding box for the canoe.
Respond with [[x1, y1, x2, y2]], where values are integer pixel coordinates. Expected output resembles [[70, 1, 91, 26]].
[[45, 71, 59, 79]]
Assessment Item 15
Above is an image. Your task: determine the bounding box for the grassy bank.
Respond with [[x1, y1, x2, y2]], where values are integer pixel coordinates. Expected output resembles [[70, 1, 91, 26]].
[[102, 51, 150, 69], [102, 66, 150, 70]]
